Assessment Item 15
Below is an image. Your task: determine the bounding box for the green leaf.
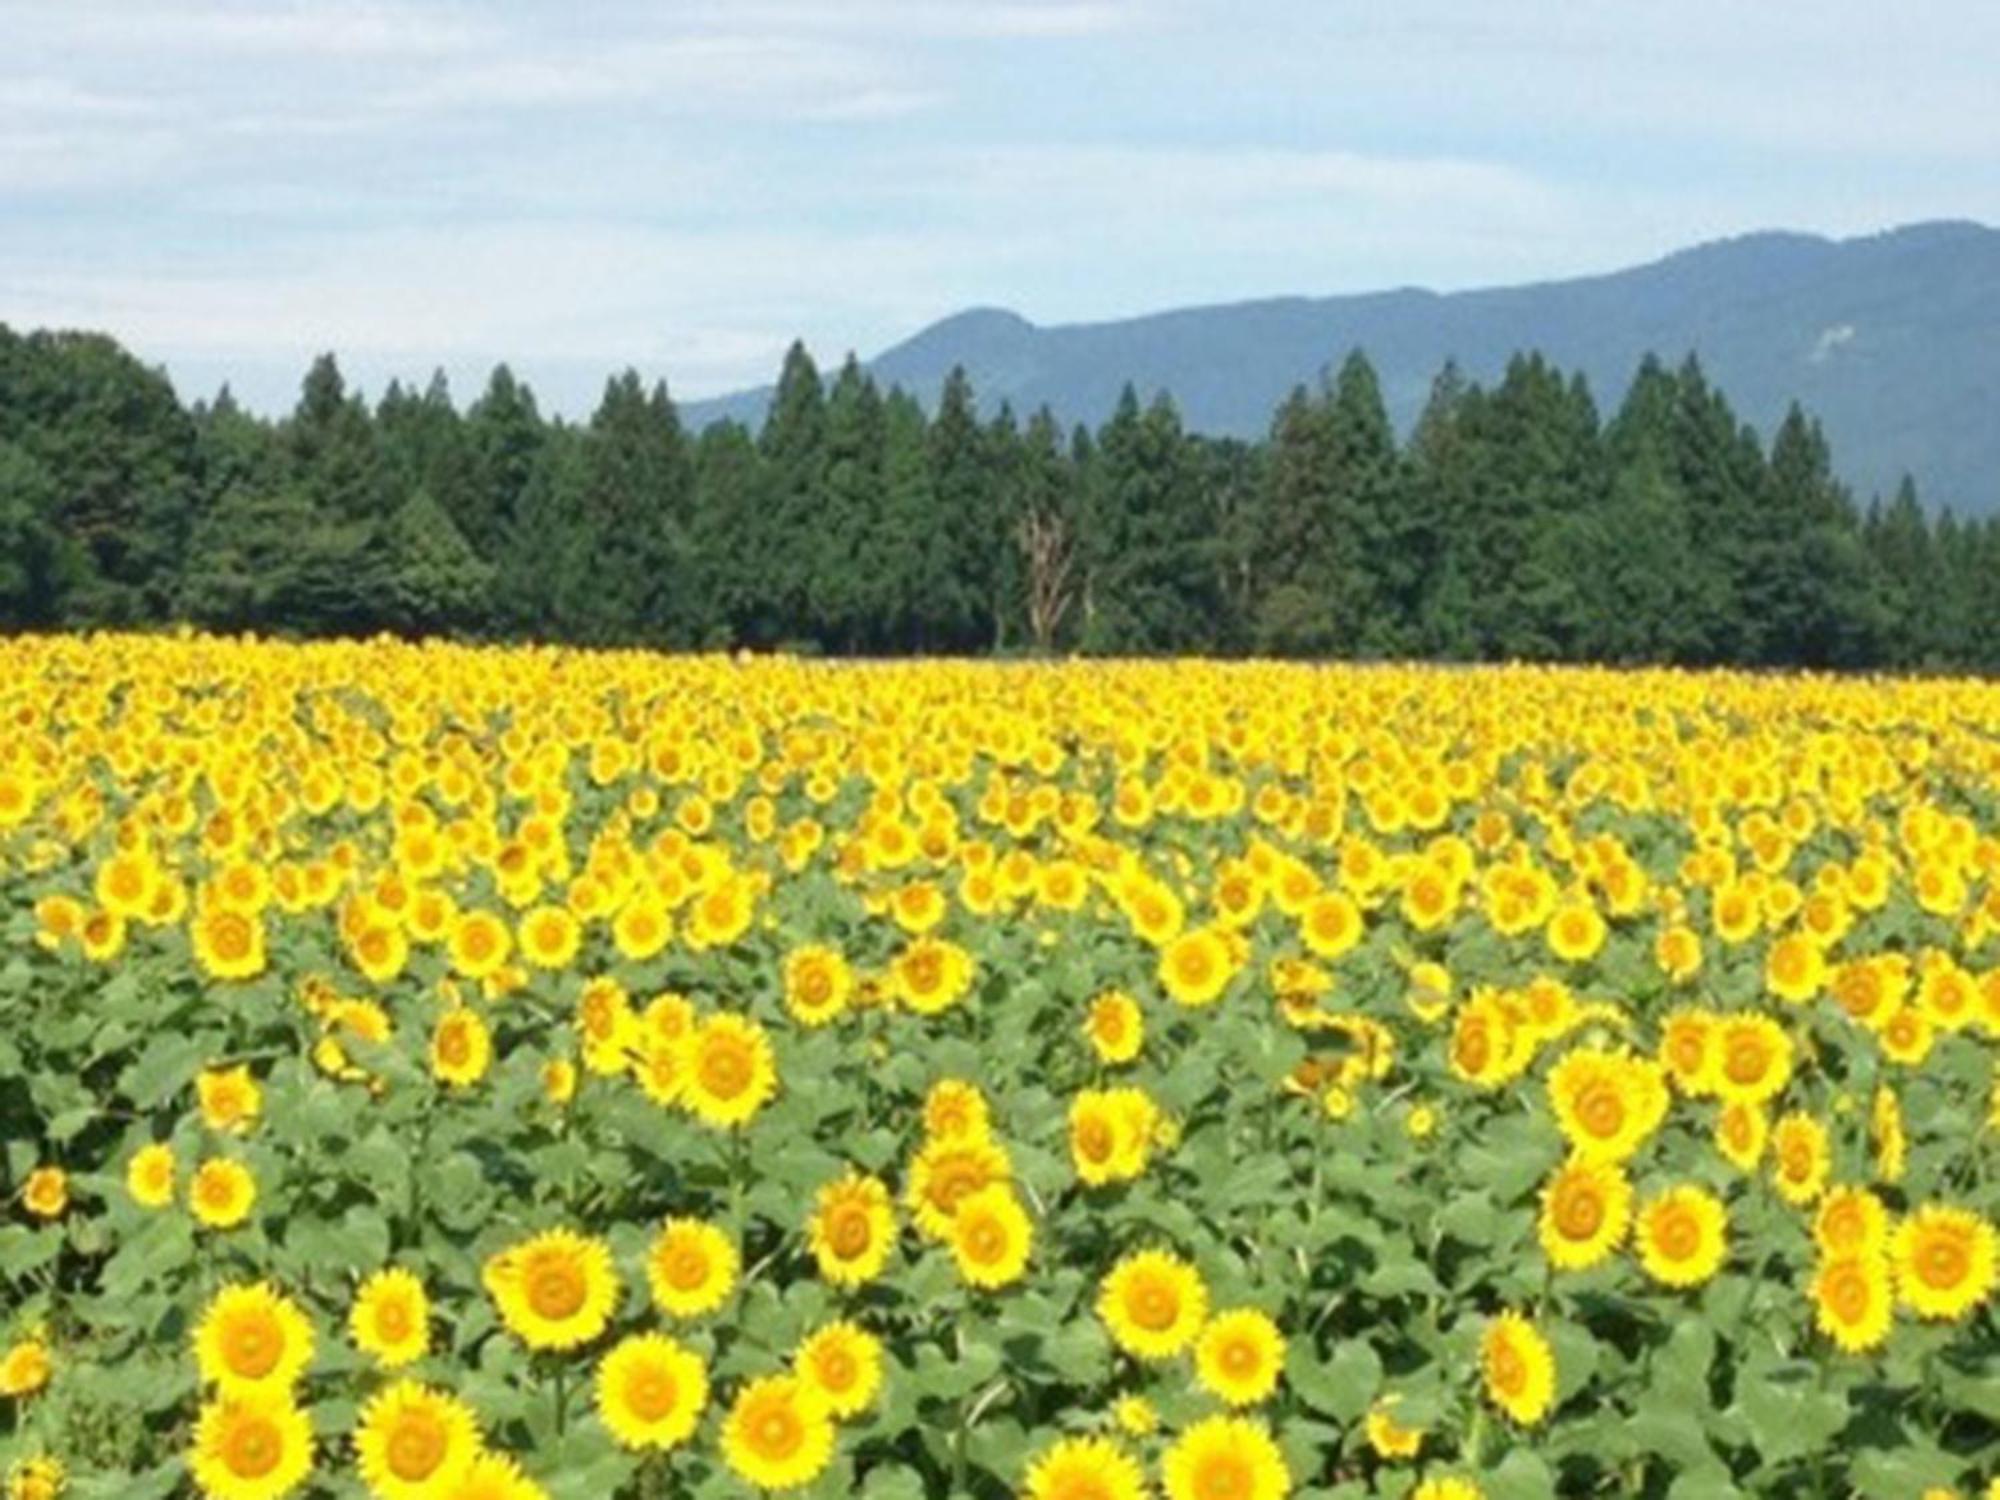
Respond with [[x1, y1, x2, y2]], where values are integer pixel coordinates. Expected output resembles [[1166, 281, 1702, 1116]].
[[1287, 1337, 1380, 1423]]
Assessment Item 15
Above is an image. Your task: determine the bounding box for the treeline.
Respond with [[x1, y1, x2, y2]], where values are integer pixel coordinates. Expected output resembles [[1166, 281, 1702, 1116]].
[[2, 323, 1996, 669]]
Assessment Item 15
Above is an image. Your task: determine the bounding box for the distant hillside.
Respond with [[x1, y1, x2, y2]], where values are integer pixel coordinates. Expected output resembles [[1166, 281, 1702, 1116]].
[[686, 221, 2000, 513]]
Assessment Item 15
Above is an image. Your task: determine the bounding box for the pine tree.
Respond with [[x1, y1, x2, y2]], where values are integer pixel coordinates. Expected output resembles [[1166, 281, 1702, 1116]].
[[464, 365, 547, 559], [815, 357, 887, 650], [378, 490, 494, 634]]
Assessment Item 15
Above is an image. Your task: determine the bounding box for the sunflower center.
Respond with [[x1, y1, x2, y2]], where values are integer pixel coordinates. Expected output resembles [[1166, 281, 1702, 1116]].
[[1656, 1209, 1699, 1259], [1577, 1084, 1624, 1138], [1724, 1039, 1768, 1084], [1132, 1282, 1179, 1332], [699, 1042, 752, 1099], [1556, 1185, 1604, 1239], [225, 1415, 283, 1478], [753, 1406, 802, 1459], [666, 1247, 711, 1291], [1221, 1338, 1258, 1376], [1919, 1237, 1968, 1288], [1193, 1451, 1254, 1500], [375, 1299, 412, 1342], [1077, 1118, 1114, 1162], [828, 1207, 871, 1257], [965, 1217, 1007, 1263], [387, 1413, 447, 1480], [1491, 1341, 1526, 1394], [527, 1260, 587, 1320], [1828, 1265, 1871, 1320], [627, 1367, 679, 1422], [226, 1317, 281, 1378], [817, 1350, 856, 1390]]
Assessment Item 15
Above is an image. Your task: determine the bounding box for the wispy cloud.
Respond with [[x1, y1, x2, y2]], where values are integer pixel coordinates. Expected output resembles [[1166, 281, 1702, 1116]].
[[1, 0, 1994, 412]]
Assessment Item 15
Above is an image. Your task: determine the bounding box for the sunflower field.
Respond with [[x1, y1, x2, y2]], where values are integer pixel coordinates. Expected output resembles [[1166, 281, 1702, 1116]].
[[1, 635, 1997, 1500]]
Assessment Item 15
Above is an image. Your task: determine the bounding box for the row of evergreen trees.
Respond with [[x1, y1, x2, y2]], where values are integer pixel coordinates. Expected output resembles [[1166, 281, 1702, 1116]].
[[2, 322, 1994, 668]]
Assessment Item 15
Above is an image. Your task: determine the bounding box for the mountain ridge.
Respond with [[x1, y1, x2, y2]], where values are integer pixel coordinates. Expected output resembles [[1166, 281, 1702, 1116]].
[[684, 220, 2000, 513]]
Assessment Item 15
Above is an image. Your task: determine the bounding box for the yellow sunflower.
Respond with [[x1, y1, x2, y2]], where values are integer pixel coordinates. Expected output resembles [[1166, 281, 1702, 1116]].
[[430, 1008, 492, 1089], [194, 1282, 316, 1396], [1546, 1049, 1669, 1165], [1069, 1088, 1159, 1187], [126, 1141, 177, 1209], [907, 1136, 1012, 1241], [354, 1380, 482, 1500], [794, 1321, 884, 1419], [189, 1158, 257, 1230], [1709, 1015, 1793, 1106], [197, 1066, 264, 1135], [681, 1013, 778, 1128], [646, 1218, 739, 1318], [1083, 990, 1145, 1065], [597, 1332, 708, 1452], [1158, 926, 1234, 1007], [1536, 1158, 1632, 1272], [1097, 1249, 1209, 1360], [807, 1172, 896, 1287], [1364, 1399, 1424, 1460], [1162, 1416, 1289, 1500], [1021, 1436, 1147, 1500], [948, 1185, 1033, 1290], [782, 945, 854, 1027], [1194, 1308, 1286, 1407], [921, 1078, 991, 1142], [1411, 1480, 1484, 1500], [1634, 1186, 1729, 1288], [517, 905, 581, 971], [349, 1268, 431, 1368], [1769, 1112, 1831, 1207], [1714, 1101, 1769, 1173], [1814, 1186, 1890, 1259], [1890, 1204, 1997, 1321], [447, 909, 513, 981], [719, 1375, 835, 1491], [1480, 1311, 1556, 1426], [1811, 1252, 1894, 1353], [439, 1453, 550, 1500], [189, 1391, 313, 1500], [483, 1229, 620, 1351]]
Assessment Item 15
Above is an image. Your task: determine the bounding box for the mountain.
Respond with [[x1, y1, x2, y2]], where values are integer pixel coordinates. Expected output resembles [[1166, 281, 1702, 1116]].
[[685, 221, 2000, 514]]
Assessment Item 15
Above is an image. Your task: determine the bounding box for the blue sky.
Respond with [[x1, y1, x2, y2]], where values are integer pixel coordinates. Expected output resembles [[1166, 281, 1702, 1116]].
[[5, 0, 1998, 414]]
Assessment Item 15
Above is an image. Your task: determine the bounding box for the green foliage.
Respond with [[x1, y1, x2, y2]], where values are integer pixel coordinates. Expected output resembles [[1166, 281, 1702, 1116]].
[[3, 321, 1998, 664]]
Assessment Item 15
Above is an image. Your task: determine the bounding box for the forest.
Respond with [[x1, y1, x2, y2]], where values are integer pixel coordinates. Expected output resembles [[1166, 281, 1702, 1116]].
[[1, 323, 1993, 669]]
